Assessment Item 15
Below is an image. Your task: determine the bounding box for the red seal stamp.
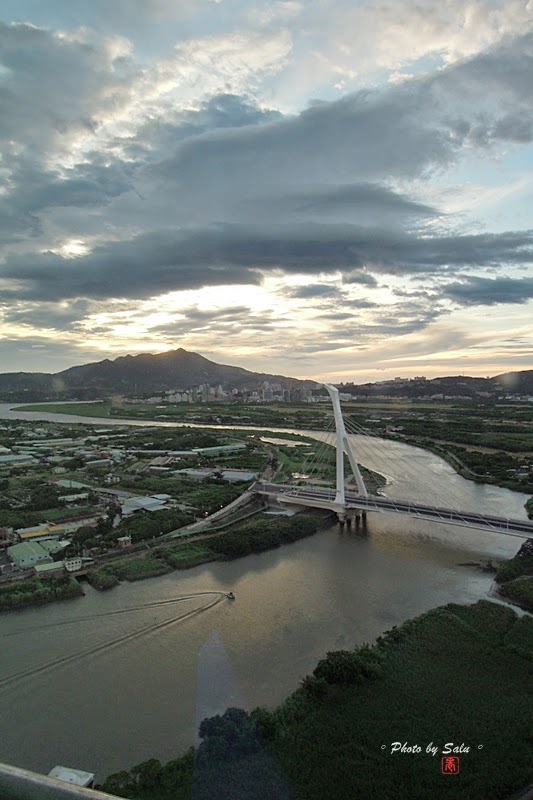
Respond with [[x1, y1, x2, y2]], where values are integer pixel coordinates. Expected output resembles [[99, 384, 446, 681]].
[[441, 756, 460, 774]]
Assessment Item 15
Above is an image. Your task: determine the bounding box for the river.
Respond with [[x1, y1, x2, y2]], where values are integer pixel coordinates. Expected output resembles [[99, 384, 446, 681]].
[[0, 404, 530, 780]]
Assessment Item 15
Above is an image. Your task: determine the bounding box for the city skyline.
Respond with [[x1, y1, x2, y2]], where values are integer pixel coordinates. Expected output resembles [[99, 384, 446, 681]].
[[1, 1, 532, 383]]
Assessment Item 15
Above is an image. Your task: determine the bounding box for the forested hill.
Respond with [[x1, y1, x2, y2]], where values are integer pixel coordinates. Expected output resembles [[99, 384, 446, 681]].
[[338, 370, 533, 399], [0, 348, 316, 401]]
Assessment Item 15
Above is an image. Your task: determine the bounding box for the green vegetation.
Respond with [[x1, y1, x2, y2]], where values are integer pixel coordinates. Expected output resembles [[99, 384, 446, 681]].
[[0, 573, 83, 611], [112, 509, 195, 544], [86, 570, 120, 590], [119, 478, 247, 520], [495, 545, 533, 584], [503, 614, 533, 660], [104, 555, 173, 581], [498, 577, 533, 613], [206, 513, 325, 559], [100, 600, 533, 800], [158, 543, 215, 569], [494, 539, 533, 612], [18, 401, 113, 417], [17, 400, 328, 429]]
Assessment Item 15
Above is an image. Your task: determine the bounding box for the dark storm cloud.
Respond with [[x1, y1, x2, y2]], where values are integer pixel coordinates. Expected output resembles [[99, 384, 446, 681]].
[[317, 304, 378, 322], [342, 271, 379, 287], [443, 276, 533, 305], [7, 157, 135, 217], [0, 337, 106, 371], [2, 224, 533, 302], [155, 88, 454, 189], [0, 230, 263, 301], [0, 22, 135, 153], [289, 183, 437, 218], [182, 306, 253, 323], [287, 284, 343, 299], [0, 200, 41, 244], [1, 300, 93, 329], [250, 183, 438, 228], [121, 93, 283, 162], [149, 305, 285, 339]]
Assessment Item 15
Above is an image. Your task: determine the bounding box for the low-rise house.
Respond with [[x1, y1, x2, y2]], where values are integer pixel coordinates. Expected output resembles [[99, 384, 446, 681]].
[[220, 469, 257, 482], [64, 557, 83, 572], [0, 454, 38, 467], [18, 523, 51, 540], [173, 468, 214, 480], [58, 492, 90, 504], [34, 561, 65, 576], [55, 480, 93, 490], [121, 496, 169, 516], [39, 539, 69, 558]]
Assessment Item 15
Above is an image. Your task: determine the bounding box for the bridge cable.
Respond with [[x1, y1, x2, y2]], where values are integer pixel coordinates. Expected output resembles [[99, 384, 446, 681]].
[[341, 415, 491, 514]]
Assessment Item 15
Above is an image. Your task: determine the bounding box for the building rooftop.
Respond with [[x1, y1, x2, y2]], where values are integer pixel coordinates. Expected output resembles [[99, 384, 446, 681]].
[[7, 541, 51, 560], [55, 480, 93, 489], [39, 539, 69, 554], [48, 766, 95, 788], [34, 561, 65, 573], [121, 496, 168, 514]]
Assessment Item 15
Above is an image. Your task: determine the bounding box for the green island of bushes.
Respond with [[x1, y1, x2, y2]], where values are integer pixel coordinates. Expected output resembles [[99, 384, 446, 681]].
[[85, 514, 326, 589], [0, 573, 83, 611], [494, 538, 533, 612], [99, 599, 533, 800]]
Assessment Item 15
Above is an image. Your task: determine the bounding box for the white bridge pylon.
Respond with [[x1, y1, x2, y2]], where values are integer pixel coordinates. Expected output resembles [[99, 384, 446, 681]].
[[320, 383, 367, 505]]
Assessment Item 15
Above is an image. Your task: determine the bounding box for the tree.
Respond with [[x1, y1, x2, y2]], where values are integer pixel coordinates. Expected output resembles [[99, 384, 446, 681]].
[[197, 708, 261, 764], [101, 770, 134, 797], [313, 646, 383, 686], [130, 758, 162, 791]]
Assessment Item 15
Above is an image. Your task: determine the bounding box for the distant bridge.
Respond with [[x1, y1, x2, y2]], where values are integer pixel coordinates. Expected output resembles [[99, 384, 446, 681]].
[[252, 384, 533, 539]]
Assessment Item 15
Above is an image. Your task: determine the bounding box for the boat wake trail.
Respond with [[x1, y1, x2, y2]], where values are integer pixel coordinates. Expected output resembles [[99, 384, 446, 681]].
[[0, 592, 226, 689], [0, 591, 226, 637]]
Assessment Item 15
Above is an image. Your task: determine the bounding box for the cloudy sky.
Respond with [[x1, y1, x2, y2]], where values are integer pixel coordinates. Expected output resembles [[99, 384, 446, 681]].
[[1, 0, 532, 382]]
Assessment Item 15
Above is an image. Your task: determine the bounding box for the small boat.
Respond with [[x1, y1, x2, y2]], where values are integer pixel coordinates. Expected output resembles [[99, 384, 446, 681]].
[[226, 591, 235, 600]]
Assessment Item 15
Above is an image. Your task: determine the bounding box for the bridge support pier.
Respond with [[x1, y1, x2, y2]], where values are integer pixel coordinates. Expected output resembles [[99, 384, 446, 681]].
[[337, 511, 346, 526]]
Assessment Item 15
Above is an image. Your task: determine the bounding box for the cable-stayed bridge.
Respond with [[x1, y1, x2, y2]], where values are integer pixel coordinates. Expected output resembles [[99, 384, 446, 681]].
[[252, 384, 533, 539]]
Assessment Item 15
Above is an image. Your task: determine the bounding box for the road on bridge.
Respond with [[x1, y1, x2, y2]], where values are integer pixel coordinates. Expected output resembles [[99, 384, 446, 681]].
[[253, 482, 533, 538]]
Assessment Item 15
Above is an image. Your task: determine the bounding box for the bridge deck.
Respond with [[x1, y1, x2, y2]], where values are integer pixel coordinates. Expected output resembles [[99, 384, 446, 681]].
[[253, 482, 533, 538]]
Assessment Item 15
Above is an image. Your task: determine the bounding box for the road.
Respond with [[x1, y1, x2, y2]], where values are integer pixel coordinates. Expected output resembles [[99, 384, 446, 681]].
[[254, 482, 533, 538]]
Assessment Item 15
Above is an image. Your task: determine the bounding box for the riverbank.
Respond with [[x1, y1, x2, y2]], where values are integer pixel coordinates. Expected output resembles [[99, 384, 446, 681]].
[[99, 599, 533, 800], [0, 573, 83, 611], [0, 511, 332, 612], [86, 512, 331, 589], [494, 538, 533, 612], [397, 435, 533, 510]]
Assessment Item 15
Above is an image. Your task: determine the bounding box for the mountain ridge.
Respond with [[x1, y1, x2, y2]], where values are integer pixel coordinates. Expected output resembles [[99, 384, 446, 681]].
[[0, 348, 317, 401], [0, 348, 531, 402]]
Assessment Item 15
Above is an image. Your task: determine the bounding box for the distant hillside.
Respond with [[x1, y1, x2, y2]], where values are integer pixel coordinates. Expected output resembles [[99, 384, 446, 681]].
[[494, 370, 533, 395], [0, 350, 530, 402], [0, 348, 316, 401], [338, 370, 533, 399]]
